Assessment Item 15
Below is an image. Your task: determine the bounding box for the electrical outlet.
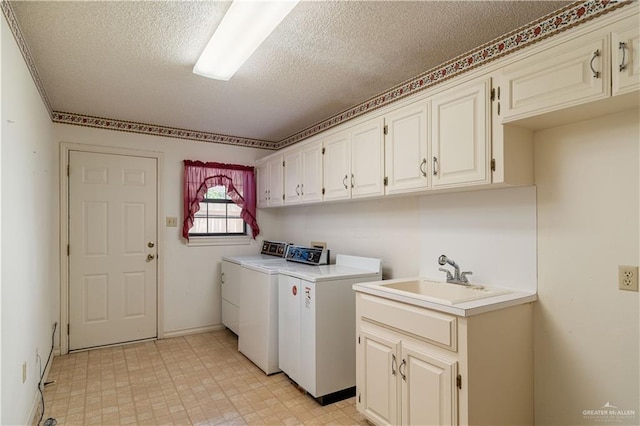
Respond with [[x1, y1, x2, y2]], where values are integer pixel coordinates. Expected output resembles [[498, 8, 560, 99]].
[[22, 361, 27, 383], [166, 217, 178, 227], [618, 265, 639, 292]]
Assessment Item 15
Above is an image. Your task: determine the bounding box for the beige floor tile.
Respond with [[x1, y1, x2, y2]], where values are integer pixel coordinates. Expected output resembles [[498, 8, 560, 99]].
[[35, 330, 364, 425]]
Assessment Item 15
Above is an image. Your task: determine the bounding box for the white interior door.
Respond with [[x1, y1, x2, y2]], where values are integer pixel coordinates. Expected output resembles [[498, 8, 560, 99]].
[[68, 150, 158, 350]]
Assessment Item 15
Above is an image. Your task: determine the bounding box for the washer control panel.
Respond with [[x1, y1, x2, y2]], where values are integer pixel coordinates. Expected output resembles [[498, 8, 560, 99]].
[[285, 245, 329, 265]]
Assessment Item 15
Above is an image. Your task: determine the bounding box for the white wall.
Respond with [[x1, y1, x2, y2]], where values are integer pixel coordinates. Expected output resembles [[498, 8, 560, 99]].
[[419, 187, 537, 291], [534, 109, 639, 425], [265, 196, 422, 279], [53, 124, 272, 336], [1, 17, 56, 425]]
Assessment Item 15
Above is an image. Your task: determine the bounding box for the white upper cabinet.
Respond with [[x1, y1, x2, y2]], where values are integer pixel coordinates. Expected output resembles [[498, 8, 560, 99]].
[[283, 140, 323, 205], [283, 149, 302, 204], [322, 130, 351, 201], [384, 102, 430, 195], [351, 117, 385, 199], [256, 155, 283, 208], [323, 117, 385, 202], [431, 78, 491, 189], [501, 32, 610, 122], [612, 15, 640, 96], [301, 141, 323, 203], [502, 9, 639, 123]]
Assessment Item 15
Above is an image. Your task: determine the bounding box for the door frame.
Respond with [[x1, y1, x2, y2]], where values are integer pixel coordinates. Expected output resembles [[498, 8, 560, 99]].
[[59, 142, 165, 355]]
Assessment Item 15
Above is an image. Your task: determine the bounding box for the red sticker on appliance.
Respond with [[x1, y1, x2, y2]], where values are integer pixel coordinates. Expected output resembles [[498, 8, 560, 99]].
[[292, 286, 297, 296]]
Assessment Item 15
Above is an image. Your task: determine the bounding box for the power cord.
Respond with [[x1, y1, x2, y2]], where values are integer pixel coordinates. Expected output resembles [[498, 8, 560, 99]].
[[37, 322, 58, 426]]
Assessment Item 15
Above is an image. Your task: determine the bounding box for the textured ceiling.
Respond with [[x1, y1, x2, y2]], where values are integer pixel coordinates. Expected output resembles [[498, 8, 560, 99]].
[[10, 0, 573, 144]]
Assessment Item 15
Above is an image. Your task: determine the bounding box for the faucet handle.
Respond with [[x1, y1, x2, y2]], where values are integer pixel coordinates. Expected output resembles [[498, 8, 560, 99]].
[[439, 268, 454, 281], [460, 271, 473, 283]]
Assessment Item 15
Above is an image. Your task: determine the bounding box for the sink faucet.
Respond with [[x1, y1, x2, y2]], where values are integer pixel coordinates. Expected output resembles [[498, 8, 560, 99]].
[[438, 255, 473, 285]]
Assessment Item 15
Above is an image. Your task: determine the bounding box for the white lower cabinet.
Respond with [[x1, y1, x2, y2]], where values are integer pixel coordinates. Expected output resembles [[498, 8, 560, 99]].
[[359, 323, 457, 426], [356, 292, 534, 426]]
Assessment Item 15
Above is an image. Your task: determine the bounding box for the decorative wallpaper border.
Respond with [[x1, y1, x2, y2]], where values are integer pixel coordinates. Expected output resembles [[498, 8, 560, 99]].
[[276, 0, 633, 149], [2, 0, 633, 150], [51, 112, 279, 149]]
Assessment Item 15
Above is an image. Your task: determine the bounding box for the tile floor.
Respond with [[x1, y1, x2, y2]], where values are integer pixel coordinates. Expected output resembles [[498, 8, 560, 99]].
[[34, 330, 368, 425]]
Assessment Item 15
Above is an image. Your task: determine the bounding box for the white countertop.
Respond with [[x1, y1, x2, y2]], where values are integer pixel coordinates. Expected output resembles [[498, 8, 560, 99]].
[[353, 277, 537, 317]]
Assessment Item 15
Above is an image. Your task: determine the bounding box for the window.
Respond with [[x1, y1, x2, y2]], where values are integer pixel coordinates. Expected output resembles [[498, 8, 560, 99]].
[[182, 160, 260, 243], [189, 185, 246, 236]]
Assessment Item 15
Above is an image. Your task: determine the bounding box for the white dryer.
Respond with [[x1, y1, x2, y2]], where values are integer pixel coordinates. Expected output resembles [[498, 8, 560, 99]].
[[278, 255, 382, 404]]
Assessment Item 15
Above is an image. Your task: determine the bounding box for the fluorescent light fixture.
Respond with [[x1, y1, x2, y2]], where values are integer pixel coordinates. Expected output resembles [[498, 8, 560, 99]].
[[194, 0, 300, 81]]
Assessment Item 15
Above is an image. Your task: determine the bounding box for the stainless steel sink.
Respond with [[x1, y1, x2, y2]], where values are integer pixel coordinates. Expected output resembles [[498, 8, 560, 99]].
[[379, 280, 511, 305]]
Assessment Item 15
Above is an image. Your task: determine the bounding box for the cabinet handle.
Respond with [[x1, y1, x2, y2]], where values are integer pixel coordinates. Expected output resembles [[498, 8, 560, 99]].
[[433, 157, 439, 176], [295, 184, 300, 196], [420, 158, 427, 177], [391, 354, 397, 376], [343, 175, 348, 189], [399, 359, 407, 381], [619, 42, 628, 72], [351, 174, 354, 189], [300, 184, 304, 195], [590, 49, 601, 79], [221, 272, 225, 284]]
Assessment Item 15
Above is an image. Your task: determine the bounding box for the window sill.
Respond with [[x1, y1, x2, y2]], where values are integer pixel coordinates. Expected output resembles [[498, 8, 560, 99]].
[[186, 235, 251, 247]]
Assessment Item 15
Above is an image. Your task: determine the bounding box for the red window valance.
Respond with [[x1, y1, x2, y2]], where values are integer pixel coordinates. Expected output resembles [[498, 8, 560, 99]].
[[182, 160, 260, 240]]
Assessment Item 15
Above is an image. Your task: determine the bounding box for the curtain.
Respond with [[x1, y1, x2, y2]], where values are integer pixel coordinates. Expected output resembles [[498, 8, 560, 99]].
[[182, 160, 260, 240]]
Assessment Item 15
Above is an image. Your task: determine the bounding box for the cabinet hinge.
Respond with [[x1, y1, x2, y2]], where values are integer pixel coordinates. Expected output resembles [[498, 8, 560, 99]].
[[358, 335, 360, 344], [491, 88, 495, 102], [322, 188, 325, 195], [322, 147, 325, 155], [491, 158, 496, 172], [383, 125, 388, 135], [282, 160, 285, 167], [67, 244, 70, 256], [457, 375, 462, 390], [282, 194, 285, 200], [67, 164, 70, 177], [67, 323, 70, 335], [358, 393, 361, 403], [383, 177, 388, 186]]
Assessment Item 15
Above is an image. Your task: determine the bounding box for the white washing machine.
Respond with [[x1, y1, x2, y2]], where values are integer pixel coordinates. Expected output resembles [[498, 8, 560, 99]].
[[278, 255, 382, 404], [221, 240, 288, 335], [238, 245, 328, 375]]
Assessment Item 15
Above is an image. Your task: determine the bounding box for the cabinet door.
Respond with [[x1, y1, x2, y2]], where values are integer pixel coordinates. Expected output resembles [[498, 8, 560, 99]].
[[221, 261, 241, 335], [323, 130, 351, 201], [612, 17, 640, 96], [384, 102, 430, 194], [278, 275, 301, 383], [401, 341, 458, 426], [301, 141, 323, 203], [256, 162, 269, 208], [501, 33, 610, 122], [268, 157, 284, 206], [357, 326, 401, 426], [283, 150, 302, 204], [431, 78, 491, 188], [351, 117, 384, 198]]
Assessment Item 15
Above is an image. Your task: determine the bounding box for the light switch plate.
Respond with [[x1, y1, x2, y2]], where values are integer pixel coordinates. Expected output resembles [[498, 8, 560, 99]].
[[166, 217, 178, 227]]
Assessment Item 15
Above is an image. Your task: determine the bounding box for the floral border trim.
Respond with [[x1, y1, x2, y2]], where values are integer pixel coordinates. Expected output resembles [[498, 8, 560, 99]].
[[3, 0, 632, 150], [1, 0, 53, 117], [51, 111, 279, 149], [276, 0, 632, 149]]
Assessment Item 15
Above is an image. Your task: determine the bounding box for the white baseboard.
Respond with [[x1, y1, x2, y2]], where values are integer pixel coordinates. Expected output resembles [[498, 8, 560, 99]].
[[162, 324, 226, 339]]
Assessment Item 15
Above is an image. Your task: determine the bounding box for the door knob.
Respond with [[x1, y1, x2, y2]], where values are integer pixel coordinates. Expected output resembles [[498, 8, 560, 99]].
[[147, 254, 155, 261], [148, 241, 155, 248]]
